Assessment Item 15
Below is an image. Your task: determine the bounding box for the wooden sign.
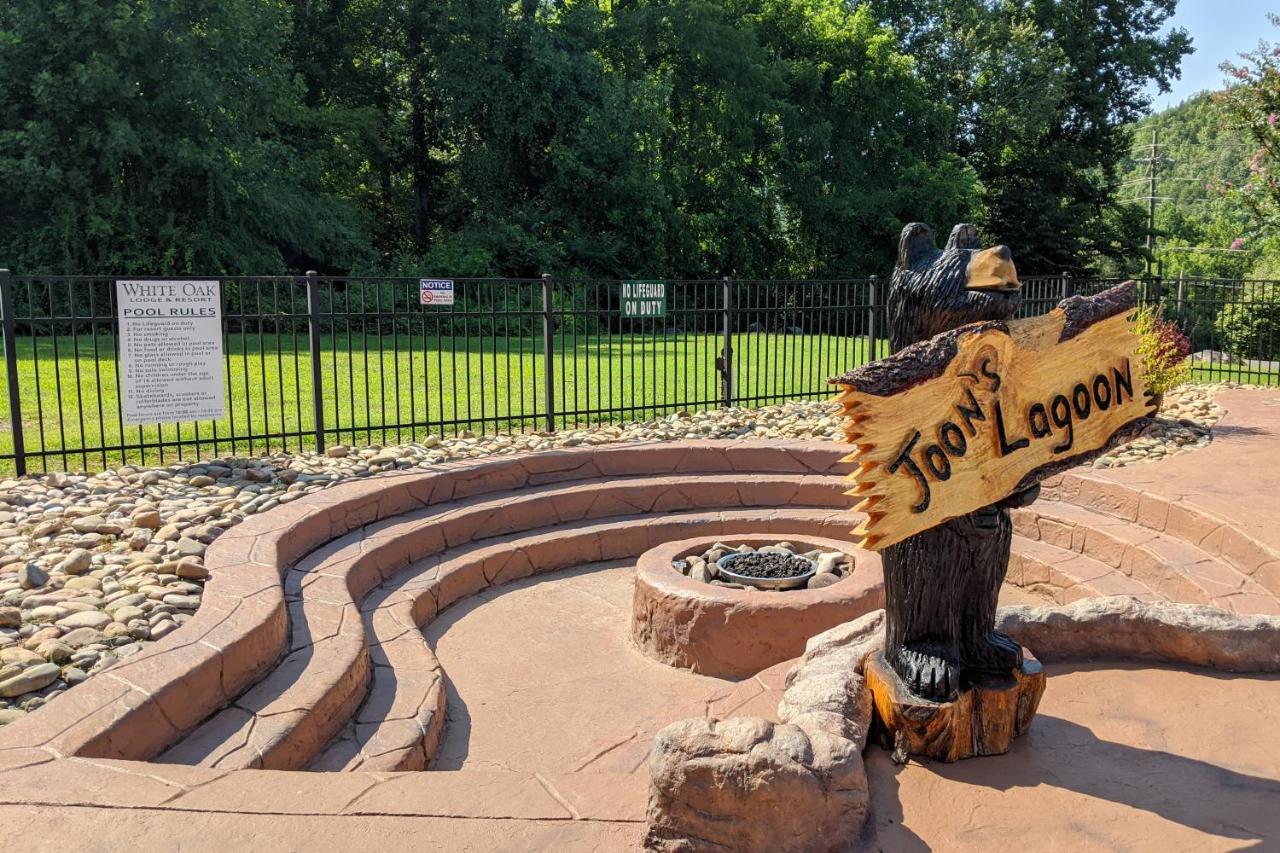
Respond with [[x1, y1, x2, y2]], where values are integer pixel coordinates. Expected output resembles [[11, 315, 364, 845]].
[[831, 282, 1156, 550]]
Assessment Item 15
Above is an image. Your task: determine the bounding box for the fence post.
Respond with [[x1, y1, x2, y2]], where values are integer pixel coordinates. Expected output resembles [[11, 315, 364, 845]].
[[1176, 273, 1186, 316], [0, 270, 25, 476], [541, 273, 555, 433], [1060, 270, 1071, 302], [867, 275, 879, 362], [305, 271, 326, 454], [721, 276, 734, 407]]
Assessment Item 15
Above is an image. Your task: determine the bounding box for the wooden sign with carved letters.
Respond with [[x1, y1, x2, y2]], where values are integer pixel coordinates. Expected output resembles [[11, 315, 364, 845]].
[[830, 282, 1156, 551]]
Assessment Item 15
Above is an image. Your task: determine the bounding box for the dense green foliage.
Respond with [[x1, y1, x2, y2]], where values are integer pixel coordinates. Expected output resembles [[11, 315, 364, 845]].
[[0, 1, 369, 273], [0, 0, 1190, 277], [872, 0, 1189, 274], [1217, 14, 1280, 275], [1214, 283, 1280, 359]]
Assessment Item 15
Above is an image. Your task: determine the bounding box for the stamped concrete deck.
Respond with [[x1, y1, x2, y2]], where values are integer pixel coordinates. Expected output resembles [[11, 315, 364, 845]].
[[867, 662, 1280, 852], [1, 390, 1278, 850], [427, 561, 789, 777]]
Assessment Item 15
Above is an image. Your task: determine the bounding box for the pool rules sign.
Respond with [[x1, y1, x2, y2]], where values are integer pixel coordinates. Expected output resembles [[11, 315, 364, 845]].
[[117, 280, 225, 425], [832, 282, 1156, 550]]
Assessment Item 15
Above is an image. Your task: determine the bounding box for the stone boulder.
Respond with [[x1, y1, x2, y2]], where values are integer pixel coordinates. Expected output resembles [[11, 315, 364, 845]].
[[645, 610, 885, 852], [998, 595, 1280, 672]]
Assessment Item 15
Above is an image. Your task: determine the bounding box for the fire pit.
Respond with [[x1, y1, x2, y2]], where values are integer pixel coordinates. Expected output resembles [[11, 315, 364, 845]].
[[718, 550, 816, 589], [632, 533, 884, 677]]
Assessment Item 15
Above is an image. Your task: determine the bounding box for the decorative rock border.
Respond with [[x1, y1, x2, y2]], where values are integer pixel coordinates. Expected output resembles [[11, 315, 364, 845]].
[[631, 534, 883, 678], [0, 441, 856, 766]]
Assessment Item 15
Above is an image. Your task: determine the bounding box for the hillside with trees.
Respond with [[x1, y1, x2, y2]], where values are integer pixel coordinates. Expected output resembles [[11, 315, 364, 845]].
[[1117, 14, 1280, 281], [1118, 94, 1258, 279], [0, 0, 1190, 278]]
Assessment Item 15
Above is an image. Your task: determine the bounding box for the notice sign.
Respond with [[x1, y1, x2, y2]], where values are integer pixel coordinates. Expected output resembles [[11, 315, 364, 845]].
[[831, 282, 1155, 550], [419, 279, 455, 305], [117, 280, 225, 426], [622, 280, 666, 318]]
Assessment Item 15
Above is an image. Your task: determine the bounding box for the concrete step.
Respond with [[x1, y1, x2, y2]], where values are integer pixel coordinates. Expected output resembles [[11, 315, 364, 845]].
[[307, 506, 859, 773], [1043, 471, 1280, 601], [1014, 501, 1279, 616], [155, 464, 858, 774]]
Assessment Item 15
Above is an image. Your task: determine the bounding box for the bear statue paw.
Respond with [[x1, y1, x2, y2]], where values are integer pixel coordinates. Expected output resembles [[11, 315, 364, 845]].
[[963, 630, 1023, 675], [892, 646, 961, 702]]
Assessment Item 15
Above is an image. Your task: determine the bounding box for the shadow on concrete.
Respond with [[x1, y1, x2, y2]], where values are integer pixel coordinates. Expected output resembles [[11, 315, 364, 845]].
[[865, 691, 1279, 850]]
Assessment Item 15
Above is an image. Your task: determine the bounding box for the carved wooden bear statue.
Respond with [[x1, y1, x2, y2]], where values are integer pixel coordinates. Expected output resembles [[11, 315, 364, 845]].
[[881, 222, 1040, 701]]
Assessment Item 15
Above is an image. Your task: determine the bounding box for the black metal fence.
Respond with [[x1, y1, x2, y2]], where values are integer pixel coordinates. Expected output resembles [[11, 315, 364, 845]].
[[1, 270, 1277, 474]]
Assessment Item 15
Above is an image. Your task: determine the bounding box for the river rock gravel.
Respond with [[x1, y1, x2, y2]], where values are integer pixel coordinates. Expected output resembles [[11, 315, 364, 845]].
[[0, 382, 1251, 721]]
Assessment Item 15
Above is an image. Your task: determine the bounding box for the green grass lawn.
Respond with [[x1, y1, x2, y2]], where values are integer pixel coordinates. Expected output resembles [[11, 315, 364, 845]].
[[1190, 363, 1280, 386], [0, 332, 890, 471]]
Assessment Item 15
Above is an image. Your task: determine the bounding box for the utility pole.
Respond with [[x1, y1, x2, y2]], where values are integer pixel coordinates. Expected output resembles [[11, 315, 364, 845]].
[[1132, 127, 1171, 275]]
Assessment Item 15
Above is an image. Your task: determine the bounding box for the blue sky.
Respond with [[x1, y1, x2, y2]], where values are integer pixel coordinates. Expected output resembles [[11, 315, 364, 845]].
[[1145, 0, 1277, 110]]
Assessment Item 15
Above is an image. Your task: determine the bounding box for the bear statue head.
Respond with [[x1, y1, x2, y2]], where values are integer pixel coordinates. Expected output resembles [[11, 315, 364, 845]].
[[885, 222, 1022, 352]]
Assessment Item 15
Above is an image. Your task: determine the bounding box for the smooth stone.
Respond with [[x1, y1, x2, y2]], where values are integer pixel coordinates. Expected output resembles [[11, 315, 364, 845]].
[[58, 549, 92, 575], [815, 552, 843, 576], [807, 572, 842, 590], [104, 594, 146, 612], [109, 606, 145, 624], [27, 606, 66, 623], [149, 620, 179, 640], [131, 509, 162, 529], [175, 562, 209, 581], [102, 623, 132, 639], [174, 538, 205, 557], [63, 576, 101, 591], [55, 611, 112, 630], [18, 563, 48, 590], [0, 607, 18, 629], [0, 662, 60, 697], [70, 516, 106, 534], [58, 627, 106, 649], [36, 640, 73, 664]]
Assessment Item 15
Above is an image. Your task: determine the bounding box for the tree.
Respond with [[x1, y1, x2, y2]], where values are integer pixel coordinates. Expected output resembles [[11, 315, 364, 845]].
[[0, 0, 369, 274], [1218, 14, 1280, 232], [869, 0, 1191, 273]]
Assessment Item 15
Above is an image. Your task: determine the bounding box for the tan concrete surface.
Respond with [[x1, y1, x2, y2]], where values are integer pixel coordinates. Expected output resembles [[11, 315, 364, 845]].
[[866, 662, 1280, 852], [0, 806, 642, 852], [427, 561, 788, 776], [1101, 390, 1280, 559]]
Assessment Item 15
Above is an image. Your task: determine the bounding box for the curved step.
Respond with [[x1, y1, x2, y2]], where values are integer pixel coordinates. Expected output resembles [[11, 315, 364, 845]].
[[1043, 471, 1280, 601], [154, 470, 855, 772], [309, 507, 863, 772], [1009, 536, 1157, 604], [1014, 501, 1280, 615]]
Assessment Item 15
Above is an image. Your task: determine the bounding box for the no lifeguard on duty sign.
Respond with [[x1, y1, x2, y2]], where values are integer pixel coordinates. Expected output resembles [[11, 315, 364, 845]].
[[419, 279, 455, 305]]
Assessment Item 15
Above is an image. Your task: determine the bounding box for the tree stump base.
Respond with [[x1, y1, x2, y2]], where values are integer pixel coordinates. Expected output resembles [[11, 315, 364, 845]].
[[865, 648, 1045, 763]]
